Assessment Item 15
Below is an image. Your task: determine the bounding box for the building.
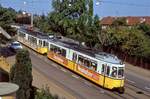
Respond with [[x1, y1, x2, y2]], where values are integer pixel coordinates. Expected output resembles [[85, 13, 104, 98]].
[[16, 12, 31, 24], [100, 16, 150, 29]]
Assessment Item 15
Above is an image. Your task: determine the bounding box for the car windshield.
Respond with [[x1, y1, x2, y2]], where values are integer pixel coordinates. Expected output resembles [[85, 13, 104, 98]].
[[12, 43, 20, 46]]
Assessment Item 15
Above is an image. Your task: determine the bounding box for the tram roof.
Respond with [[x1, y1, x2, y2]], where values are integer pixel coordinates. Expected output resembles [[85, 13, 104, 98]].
[[19, 28, 49, 39], [49, 38, 122, 64]]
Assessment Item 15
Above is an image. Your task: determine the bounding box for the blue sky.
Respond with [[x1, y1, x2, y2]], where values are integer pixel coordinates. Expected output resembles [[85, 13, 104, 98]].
[[0, 0, 150, 18]]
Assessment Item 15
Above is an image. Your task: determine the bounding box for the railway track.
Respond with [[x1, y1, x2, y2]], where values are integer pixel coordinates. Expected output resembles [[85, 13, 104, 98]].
[[104, 81, 150, 99], [27, 46, 150, 99], [125, 81, 150, 99]]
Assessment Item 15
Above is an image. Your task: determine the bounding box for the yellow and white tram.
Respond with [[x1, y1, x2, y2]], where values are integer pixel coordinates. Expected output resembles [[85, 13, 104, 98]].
[[17, 28, 48, 54], [17, 28, 125, 92]]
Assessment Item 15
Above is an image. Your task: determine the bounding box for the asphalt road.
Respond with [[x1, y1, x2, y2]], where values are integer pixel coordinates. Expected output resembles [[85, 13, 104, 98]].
[[125, 69, 150, 92], [29, 50, 150, 99], [30, 51, 112, 99]]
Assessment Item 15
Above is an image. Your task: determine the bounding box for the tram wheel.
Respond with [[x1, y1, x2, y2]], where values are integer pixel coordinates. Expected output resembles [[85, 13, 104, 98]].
[[118, 87, 125, 94]]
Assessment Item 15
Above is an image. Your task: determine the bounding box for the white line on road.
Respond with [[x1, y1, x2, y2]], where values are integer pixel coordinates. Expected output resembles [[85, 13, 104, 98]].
[[126, 79, 135, 84], [44, 58, 47, 62], [99, 90, 105, 94], [84, 81, 92, 87], [72, 75, 79, 79], [145, 86, 150, 90], [52, 64, 58, 68], [60, 68, 67, 72]]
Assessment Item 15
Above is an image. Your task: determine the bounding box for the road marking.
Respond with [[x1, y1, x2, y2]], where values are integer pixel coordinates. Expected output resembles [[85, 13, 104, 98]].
[[126, 79, 135, 84], [72, 74, 79, 79], [100, 90, 105, 94], [52, 64, 58, 68], [145, 86, 150, 90], [44, 58, 48, 62], [60, 68, 67, 72], [84, 81, 92, 87]]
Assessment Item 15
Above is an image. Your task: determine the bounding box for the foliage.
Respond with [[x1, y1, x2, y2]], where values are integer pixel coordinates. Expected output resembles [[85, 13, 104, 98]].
[[10, 49, 33, 99], [35, 86, 59, 99], [104, 26, 150, 59], [112, 17, 127, 26], [137, 23, 150, 37], [33, 0, 150, 61], [34, 14, 51, 33], [44, 0, 100, 47], [0, 5, 17, 35]]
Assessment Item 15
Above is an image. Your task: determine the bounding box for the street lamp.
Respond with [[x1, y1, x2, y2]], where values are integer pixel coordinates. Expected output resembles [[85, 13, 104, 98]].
[[96, 0, 102, 6], [23, 1, 33, 28], [28, 13, 33, 28]]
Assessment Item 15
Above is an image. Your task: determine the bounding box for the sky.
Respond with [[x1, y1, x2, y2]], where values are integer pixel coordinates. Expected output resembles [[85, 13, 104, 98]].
[[0, 0, 150, 18]]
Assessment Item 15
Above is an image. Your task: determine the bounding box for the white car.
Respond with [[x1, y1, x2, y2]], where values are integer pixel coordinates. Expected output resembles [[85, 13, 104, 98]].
[[9, 41, 23, 50]]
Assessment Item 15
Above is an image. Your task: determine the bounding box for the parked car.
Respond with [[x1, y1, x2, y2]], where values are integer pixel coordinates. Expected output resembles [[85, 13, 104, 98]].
[[9, 41, 23, 51]]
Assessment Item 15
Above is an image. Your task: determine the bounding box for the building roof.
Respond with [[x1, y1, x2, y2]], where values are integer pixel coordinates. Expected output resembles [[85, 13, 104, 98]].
[[19, 27, 49, 39], [100, 16, 150, 26]]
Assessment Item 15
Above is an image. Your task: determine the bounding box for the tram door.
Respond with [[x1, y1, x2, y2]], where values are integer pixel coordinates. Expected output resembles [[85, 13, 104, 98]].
[[101, 64, 110, 87]]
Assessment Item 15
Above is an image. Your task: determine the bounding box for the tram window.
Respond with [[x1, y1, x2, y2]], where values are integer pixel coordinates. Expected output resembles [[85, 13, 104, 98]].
[[118, 67, 124, 78], [106, 66, 110, 76], [39, 40, 43, 46], [101, 64, 105, 74], [89, 62, 97, 71], [111, 67, 117, 78], [78, 55, 84, 65], [61, 49, 66, 57], [28, 36, 31, 41], [18, 32, 25, 38], [32, 37, 37, 44], [43, 41, 48, 47], [84, 59, 90, 68], [72, 53, 77, 61], [50, 44, 55, 51], [50, 44, 66, 57]]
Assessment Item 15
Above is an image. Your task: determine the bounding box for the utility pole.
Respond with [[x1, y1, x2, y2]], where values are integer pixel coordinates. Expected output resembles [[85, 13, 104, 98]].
[[30, 13, 33, 28], [23, 1, 34, 28]]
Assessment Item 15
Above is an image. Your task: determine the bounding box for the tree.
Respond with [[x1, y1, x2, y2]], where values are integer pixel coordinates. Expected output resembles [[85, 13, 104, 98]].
[[104, 26, 150, 59], [47, 0, 94, 36], [10, 49, 33, 99], [112, 17, 127, 27], [137, 23, 150, 37], [0, 6, 17, 36], [35, 86, 59, 99]]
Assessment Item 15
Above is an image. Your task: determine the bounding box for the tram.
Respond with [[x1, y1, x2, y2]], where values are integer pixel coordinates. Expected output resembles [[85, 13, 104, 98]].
[[17, 27, 125, 93]]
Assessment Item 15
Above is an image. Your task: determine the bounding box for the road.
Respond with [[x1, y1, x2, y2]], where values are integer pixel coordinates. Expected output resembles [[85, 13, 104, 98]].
[[30, 51, 111, 99], [125, 67, 150, 92], [1, 46, 150, 99], [29, 49, 150, 99]]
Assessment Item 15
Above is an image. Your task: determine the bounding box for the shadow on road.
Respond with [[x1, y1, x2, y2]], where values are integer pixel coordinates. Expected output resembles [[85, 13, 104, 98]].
[[0, 47, 16, 57]]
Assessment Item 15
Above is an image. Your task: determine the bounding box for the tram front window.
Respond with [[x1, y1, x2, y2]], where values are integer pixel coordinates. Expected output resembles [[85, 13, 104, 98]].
[[111, 67, 117, 78], [118, 67, 124, 78]]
